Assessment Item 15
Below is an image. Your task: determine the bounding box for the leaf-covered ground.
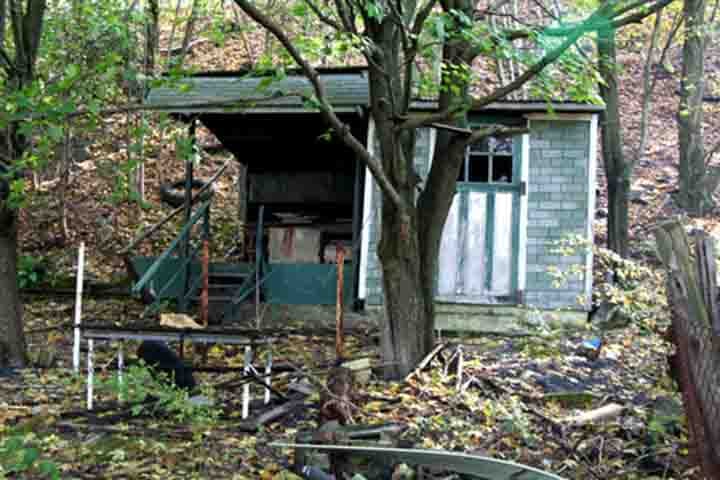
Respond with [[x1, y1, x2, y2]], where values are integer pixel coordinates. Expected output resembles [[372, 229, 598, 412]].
[[0, 296, 691, 479], [6, 8, 718, 480]]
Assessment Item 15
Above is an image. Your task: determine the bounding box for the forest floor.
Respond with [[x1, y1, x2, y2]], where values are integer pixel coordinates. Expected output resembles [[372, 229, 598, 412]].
[[1, 296, 690, 479], [3, 13, 720, 480]]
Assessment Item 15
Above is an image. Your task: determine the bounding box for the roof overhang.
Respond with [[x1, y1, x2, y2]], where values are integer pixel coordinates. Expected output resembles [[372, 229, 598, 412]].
[[145, 69, 370, 115], [410, 99, 605, 114], [145, 66, 604, 116]]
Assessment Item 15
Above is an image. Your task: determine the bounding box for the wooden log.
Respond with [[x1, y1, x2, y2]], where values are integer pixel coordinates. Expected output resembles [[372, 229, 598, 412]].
[[564, 403, 625, 426], [237, 400, 306, 432], [405, 342, 448, 380]]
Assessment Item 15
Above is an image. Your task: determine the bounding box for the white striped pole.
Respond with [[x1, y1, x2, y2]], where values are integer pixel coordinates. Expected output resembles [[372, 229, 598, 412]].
[[73, 242, 85, 374]]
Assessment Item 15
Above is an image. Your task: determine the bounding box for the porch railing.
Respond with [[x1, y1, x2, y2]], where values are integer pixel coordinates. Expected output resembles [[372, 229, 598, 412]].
[[132, 199, 211, 318], [220, 205, 268, 322]]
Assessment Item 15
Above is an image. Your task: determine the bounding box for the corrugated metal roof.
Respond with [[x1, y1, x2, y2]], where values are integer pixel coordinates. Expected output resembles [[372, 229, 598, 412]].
[[145, 70, 370, 114]]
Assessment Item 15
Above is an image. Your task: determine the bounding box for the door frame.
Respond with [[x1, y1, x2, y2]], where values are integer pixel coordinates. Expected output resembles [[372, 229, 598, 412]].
[[435, 134, 525, 304]]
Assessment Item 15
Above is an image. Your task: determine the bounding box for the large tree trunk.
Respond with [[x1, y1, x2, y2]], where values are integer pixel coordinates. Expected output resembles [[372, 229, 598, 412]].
[[598, 23, 630, 257], [378, 203, 433, 379], [0, 208, 26, 368], [677, 0, 706, 215]]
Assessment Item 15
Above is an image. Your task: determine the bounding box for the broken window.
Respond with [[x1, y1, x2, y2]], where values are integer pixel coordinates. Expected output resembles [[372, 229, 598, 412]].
[[458, 136, 514, 183]]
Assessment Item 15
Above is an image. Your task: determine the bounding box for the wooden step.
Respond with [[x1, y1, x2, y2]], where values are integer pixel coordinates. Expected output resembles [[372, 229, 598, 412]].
[[208, 272, 248, 280], [191, 295, 236, 302]]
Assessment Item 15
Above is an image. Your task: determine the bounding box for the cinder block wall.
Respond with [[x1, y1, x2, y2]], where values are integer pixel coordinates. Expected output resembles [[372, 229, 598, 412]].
[[364, 119, 593, 313], [524, 119, 591, 310]]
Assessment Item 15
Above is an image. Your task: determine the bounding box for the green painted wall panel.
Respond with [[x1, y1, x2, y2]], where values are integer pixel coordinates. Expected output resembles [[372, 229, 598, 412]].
[[265, 263, 354, 305]]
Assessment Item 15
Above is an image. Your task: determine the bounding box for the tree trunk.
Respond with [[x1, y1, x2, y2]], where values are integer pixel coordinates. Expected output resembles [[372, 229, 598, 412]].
[[678, 0, 706, 215], [598, 23, 630, 257], [0, 208, 26, 368], [378, 203, 433, 379]]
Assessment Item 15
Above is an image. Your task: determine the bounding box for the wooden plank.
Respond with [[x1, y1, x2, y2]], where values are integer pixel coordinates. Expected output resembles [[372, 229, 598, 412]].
[[696, 234, 720, 334], [664, 222, 710, 328], [485, 192, 496, 291]]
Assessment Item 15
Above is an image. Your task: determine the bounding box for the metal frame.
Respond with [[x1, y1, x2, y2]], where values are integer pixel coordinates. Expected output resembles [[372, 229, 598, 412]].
[[82, 327, 274, 418]]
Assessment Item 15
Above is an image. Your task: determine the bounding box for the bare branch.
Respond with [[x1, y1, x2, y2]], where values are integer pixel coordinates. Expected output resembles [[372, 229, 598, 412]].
[[634, 10, 662, 165], [233, 0, 405, 212]]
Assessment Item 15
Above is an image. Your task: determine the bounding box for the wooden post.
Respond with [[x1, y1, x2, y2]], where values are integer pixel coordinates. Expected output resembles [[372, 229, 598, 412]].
[[336, 245, 345, 362], [73, 242, 85, 374], [653, 222, 720, 477], [242, 345, 252, 419]]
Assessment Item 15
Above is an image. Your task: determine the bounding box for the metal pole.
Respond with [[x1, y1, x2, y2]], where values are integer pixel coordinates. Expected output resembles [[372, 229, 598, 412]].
[[242, 346, 252, 419], [180, 118, 196, 313], [118, 343, 124, 403], [73, 242, 85, 374], [336, 245, 345, 361], [264, 348, 272, 405], [87, 339, 94, 410]]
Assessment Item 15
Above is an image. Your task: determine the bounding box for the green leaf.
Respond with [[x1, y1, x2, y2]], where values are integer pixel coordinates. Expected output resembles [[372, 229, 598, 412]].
[[21, 447, 40, 468]]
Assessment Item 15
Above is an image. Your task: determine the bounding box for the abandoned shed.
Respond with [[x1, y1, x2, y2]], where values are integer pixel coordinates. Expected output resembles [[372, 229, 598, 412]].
[[140, 67, 603, 332]]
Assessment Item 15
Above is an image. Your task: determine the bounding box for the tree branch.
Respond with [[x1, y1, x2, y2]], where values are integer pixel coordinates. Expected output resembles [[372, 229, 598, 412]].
[[233, 0, 405, 212], [396, 107, 465, 130], [633, 10, 662, 166], [412, 0, 439, 36], [303, 0, 343, 30], [609, 0, 676, 29], [0, 46, 14, 74], [333, 0, 357, 34], [471, 0, 639, 109], [464, 125, 529, 147]]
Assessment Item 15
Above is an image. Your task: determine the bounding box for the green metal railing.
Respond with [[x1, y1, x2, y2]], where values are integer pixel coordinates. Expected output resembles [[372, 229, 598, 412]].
[[221, 205, 268, 322], [132, 200, 211, 318]]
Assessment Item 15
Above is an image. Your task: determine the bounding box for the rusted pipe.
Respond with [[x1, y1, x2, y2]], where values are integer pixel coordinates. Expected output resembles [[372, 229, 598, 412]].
[[336, 245, 345, 362]]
